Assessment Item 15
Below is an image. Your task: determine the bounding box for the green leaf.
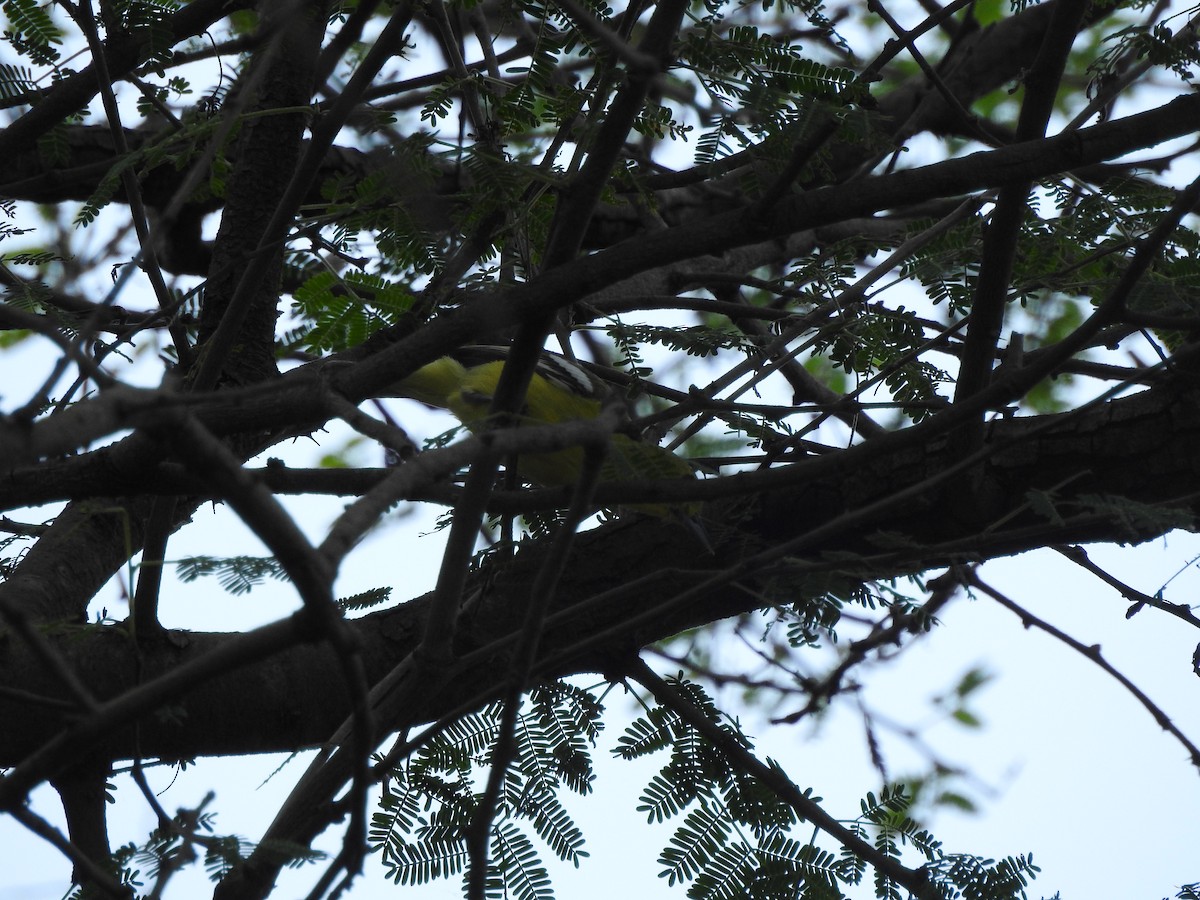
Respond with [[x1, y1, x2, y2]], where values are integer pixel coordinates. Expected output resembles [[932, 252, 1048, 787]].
[[3, 0, 62, 64], [174, 555, 289, 595]]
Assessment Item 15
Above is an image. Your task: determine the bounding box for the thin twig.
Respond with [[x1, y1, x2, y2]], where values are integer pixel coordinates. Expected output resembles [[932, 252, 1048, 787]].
[[8, 803, 133, 899], [164, 411, 376, 893], [968, 571, 1200, 770], [774, 569, 964, 725], [1054, 544, 1200, 631], [465, 433, 608, 900]]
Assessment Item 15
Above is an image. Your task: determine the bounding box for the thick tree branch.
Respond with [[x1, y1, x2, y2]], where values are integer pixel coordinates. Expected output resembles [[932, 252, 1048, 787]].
[[0, 0, 1122, 273], [193, 0, 331, 387], [0, 0, 252, 162], [4, 374, 1200, 767], [953, 0, 1091, 422]]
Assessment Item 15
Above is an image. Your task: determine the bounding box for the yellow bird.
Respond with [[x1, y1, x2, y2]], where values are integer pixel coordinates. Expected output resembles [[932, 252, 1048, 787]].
[[384, 346, 697, 512]]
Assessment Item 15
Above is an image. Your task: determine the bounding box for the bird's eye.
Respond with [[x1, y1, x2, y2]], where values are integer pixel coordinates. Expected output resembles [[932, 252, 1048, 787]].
[[460, 389, 492, 405]]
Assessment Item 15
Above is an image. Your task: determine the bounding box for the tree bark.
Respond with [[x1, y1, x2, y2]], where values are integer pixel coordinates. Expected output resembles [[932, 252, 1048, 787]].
[[2, 373, 1196, 767]]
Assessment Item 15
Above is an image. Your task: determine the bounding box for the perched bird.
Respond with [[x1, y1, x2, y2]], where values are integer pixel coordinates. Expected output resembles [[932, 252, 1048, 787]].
[[383, 345, 698, 512]]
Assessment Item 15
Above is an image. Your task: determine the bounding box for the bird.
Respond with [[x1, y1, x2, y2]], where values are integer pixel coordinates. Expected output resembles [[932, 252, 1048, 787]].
[[382, 345, 698, 513]]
